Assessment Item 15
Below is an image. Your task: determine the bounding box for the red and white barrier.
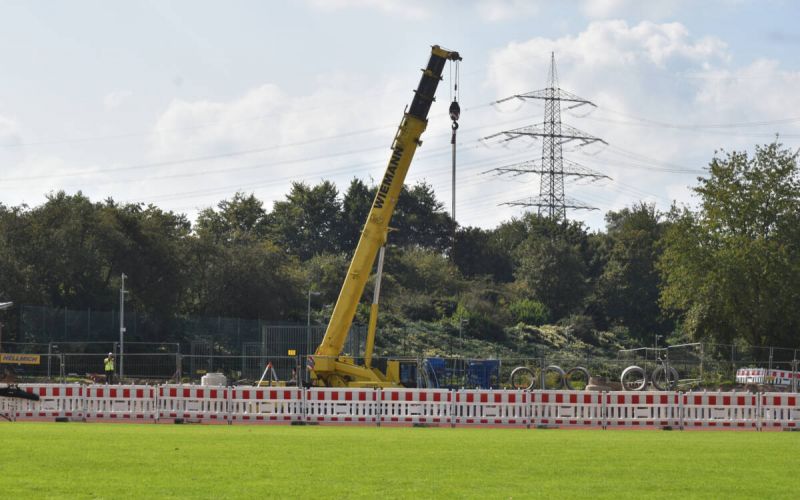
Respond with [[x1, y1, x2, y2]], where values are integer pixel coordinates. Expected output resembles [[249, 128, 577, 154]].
[[736, 368, 800, 387], [305, 388, 379, 424], [682, 392, 758, 429], [759, 393, 799, 430], [453, 390, 527, 426], [605, 392, 680, 429], [229, 387, 303, 423], [534, 391, 603, 428], [84, 385, 157, 422], [4, 382, 800, 430], [14, 384, 85, 421], [767, 370, 800, 386], [158, 385, 229, 423], [381, 388, 452, 426], [736, 368, 766, 384]]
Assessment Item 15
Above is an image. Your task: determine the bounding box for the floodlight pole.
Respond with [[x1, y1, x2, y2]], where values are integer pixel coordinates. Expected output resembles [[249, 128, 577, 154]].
[[306, 289, 321, 383], [119, 273, 127, 382]]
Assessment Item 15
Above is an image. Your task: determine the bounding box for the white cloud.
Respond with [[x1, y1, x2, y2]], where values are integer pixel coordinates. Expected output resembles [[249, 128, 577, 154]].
[[103, 90, 133, 111], [1, 154, 84, 207], [0, 115, 21, 147], [305, 0, 431, 20], [143, 72, 418, 214], [482, 20, 800, 228], [475, 0, 541, 22], [581, 0, 685, 19], [487, 20, 728, 96]]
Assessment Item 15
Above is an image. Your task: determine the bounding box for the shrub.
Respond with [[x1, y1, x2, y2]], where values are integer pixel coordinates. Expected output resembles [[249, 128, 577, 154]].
[[508, 299, 549, 326]]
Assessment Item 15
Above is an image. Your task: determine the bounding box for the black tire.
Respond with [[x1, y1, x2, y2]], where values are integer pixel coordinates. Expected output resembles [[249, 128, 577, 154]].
[[651, 366, 679, 391], [565, 367, 591, 390], [509, 366, 536, 390], [544, 365, 566, 390], [620, 365, 647, 391]]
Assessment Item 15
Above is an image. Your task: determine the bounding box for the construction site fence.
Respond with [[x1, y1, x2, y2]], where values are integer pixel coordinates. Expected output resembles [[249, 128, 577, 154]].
[[2, 352, 799, 394], [2, 384, 799, 431]]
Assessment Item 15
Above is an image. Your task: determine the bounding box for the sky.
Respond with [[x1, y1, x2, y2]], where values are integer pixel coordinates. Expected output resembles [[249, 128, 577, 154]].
[[1, 0, 799, 231]]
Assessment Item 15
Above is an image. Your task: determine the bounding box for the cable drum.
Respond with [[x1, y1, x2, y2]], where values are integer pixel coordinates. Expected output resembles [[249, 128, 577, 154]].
[[564, 367, 591, 390], [509, 366, 536, 390], [544, 365, 566, 390], [620, 365, 647, 391]]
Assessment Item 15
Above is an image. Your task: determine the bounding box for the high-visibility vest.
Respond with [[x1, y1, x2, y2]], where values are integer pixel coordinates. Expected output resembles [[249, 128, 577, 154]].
[[104, 358, 114, 371]]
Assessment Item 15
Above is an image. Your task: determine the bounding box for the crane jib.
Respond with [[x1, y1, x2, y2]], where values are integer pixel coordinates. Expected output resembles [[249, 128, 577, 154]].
[[373, 145, 404, 209]]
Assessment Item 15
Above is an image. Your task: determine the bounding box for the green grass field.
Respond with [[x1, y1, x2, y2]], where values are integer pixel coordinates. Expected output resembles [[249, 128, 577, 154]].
[[0, 423, 796, 499]]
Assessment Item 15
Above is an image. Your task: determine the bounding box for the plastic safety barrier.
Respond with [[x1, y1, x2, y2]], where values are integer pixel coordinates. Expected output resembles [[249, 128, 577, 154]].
[[736, 368, 766, 384], [14, 384, 85, 421], [229, 386, 303, 423], [766, 370, 800, 386], [682, 392, 758, 429], [158, 385, 229, 423], [605, 392, 680, 429], [6, 383, 800, 430], [454, 390, 527, 426], [759, 393, 799, 430], [534, 391, 603, 428], [305, 388, 379, 424], [381, 388, 452, 426], [84, 385, 157, 422], [735, 368, 800, 386]]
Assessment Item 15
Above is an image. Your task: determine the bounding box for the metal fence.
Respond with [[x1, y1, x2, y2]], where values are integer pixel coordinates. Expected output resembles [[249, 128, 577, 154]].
[[2, 307, 799, 390], [3, 347, 798, 393]]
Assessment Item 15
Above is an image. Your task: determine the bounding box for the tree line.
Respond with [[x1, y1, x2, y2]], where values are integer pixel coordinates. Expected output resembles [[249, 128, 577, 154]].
[[1, 141, 798, 350]]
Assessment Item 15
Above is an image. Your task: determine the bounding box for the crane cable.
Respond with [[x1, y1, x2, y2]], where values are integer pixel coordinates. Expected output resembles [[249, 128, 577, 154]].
[[449, 58, 461, 232]]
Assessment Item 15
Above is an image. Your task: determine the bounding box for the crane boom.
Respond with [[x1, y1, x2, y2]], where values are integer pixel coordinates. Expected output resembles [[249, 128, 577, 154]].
[[311, 45, 461, 387]]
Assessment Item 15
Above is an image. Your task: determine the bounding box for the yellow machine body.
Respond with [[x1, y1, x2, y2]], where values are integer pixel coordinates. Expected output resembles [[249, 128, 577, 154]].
[[310, 45, 461, 387]]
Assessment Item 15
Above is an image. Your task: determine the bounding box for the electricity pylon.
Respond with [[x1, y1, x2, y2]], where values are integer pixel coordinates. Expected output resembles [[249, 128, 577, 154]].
[[484, 52, 609, 221]]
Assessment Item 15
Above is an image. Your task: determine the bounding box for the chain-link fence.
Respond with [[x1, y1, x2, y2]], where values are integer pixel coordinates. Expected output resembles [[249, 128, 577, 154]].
[[1, 304, 798, 390], [3, 349, 797, 392]]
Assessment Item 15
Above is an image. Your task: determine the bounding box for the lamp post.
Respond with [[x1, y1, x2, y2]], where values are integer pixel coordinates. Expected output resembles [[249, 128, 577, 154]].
[[306, 290, 321, 384], [459, 318, 468, 354], [119, 273, 127, 382], [459, 318, 468, 385], [306, 290, 322, 353]]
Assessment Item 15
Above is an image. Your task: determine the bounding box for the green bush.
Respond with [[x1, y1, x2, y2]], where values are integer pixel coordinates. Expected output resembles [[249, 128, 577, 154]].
[[508, 298, 549, 326]]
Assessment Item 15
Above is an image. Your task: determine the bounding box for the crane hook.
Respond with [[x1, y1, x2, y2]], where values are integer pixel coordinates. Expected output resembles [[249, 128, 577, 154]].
[[449, 100, 460, 139], [449, 100, 461, 123]]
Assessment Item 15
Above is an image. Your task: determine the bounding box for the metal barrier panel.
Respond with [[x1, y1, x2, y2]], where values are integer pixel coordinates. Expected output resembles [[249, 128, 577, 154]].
[[682, 392, 758, 429], [760, 393, 799, 430], [605, 392, 680, 429], [158, 385, 229, 423], [14, 384, 85, 421], [380, 388, 452, 426], [534, 391, 603, 428], [453, 390, 527, 426], [229, 387, 303, 424], [305, 388, 379, 424], [84, 385, 157, 422]]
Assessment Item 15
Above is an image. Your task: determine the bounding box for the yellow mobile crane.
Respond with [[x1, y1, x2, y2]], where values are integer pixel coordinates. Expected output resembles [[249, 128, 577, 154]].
[[309, 45, 461, 387]]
